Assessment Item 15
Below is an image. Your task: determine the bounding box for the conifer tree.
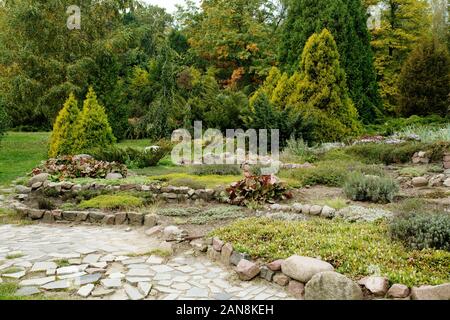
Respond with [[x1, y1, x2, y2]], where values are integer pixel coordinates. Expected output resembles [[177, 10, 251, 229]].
[[279, 0, 381, 122], [72, 87, 116, 153], [48, 93, 80, 157], [397, 38, 450, 117], [292, 29, 361, 142]]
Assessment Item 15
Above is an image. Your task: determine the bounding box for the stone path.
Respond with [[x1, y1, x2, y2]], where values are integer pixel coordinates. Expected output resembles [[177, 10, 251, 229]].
[[0, 224, 291, 300]]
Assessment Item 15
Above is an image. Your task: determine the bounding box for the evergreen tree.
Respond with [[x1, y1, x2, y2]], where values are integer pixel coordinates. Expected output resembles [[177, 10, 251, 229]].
[[397, 38, 450, 117], [247, 91, 280, 129], [279, 0, 381, 122], [291, 29, 362, 142], [48, 93, 80, 157], [370, 0, 430, 113], [72, 88, 116, 153]]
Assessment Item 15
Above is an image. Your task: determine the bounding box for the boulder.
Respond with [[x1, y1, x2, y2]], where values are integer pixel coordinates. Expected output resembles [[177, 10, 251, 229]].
[[212, 237, 224, 251], [309, 205, 322, 216], [281, 255, 334, 283], [114, 212, 128, 225], [163, 225, 187, 241], [387, 284, 410, 298], [28, 173, 49, 187], [102, 215, 115, 225], [259, 266, 274, 282], [305, 271, 363, 300], [267, 259, 284, 271], [235, 259, 260, 281], [291, 203, 303, 213], [105, 173, 123, 180], [428, 174, 445, 187], [288, 280, 305, 299], [302, 204, 311, 214], [443, 178, 450, 187], [31, 182, 43, 190], [230, 251, 250, 266], [412, 177, 428, 187], [358, 276, 389, 296], [127, 212, 144, 225], [220, 243, 233, 265], [320, 205, 336, 218], [411, 283, 450, 300], [15, 185, 31, 194], [273, 273, 290, 286], [144, 214, 157, 227]]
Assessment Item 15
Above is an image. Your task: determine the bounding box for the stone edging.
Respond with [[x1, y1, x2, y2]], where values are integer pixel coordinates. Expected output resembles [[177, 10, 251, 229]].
[[197, 237, 450, 300]]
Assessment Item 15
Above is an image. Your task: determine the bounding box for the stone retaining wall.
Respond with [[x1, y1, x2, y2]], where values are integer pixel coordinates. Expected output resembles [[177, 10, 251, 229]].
[[199, 236, 450, 300]]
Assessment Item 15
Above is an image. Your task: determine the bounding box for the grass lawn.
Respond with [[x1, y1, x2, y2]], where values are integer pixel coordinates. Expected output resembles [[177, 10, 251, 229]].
[[211, 217, 450, 287], [0, 132, 168, 187], [0, 132, 50, 186]]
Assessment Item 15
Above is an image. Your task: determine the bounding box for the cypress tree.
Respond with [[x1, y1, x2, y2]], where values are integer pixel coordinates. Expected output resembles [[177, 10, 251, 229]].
[[72, 87, 116, 153], [48, 93, 80, 157], [279, 0, 381, 122], [291, 29, 361, 142], [397, 38, 450, 117]]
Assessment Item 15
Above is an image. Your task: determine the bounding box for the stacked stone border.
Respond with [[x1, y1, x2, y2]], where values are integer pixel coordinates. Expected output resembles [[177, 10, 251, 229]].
[[198, 237, 450, 300]]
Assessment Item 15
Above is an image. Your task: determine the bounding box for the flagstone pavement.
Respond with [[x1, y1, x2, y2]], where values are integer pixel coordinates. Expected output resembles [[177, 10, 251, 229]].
[[0, 224, 292, 300]]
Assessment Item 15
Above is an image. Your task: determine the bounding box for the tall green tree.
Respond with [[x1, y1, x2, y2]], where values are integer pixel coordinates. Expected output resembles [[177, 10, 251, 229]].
[[177, 0, 283, 89], [370, 0, 431, 112], [279, 0, 381, 122], [290, 29, 362, 142], [397, 38, 450, 117], [0, 0, 171, 138], [48, 93, 80, 157], [73, 88, 116, 153]]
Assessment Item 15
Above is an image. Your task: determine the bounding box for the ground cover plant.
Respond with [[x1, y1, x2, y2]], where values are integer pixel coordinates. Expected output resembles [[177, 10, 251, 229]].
[[211, 217, 450, 286], [79, 194, 143, 210]]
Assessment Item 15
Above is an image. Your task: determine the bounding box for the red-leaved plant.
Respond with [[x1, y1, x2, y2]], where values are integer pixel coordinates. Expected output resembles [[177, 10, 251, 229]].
[[32, 155, 127, 180], [226, 174, 292, 206]]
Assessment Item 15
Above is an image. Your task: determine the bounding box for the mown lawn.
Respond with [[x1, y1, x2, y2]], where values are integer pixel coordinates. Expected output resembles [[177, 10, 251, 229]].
[[0, 132, 50, 186], [0, 132, 164, 186], [211, 217, 450, 287]]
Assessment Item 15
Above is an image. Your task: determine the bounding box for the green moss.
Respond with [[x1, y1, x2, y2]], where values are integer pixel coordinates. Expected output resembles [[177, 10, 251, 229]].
[[1, 267, 23, 274], [398, 167, 428, 177], [79, 194, 143, 210], [211, 217, 450, 286], [149, 173, 242, 189], [5, 253, 24, 259]]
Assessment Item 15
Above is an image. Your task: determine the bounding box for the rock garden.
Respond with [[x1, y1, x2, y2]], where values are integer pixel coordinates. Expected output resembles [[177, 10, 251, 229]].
[[1, 128, 449, 300]]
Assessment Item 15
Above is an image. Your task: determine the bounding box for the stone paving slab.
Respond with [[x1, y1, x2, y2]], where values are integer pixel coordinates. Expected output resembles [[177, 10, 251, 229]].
[[0, 224, 291, 300]]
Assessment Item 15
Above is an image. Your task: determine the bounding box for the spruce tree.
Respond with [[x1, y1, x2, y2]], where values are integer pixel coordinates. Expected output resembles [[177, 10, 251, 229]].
[[72, 87, 116, 153], [291, 29, 361, 142], [397, 38, 450, 117], [48, 93, 80, 157], [279, 0, 381, 122]]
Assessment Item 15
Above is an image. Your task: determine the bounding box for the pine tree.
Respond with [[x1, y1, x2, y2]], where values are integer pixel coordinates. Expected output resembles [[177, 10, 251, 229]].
[[72, 87, 116, 153], [48, 93, 80, 157], [397, 38, 450, 117], [279, 0, 381, 122], [291, 29, 362, 142]]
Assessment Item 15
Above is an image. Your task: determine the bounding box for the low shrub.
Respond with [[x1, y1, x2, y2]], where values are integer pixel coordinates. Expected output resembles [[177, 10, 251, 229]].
[[226, 175, 292, 206], [343, 172, 399, 203], [79, 194, 143, 209], [158, 207, 201, 217], [390, 213, 450, 251], [190, 206, 244, 224], [33, 156, 127, 180], [190, 164, 242, 176], [280, 160, 349, 187], [345, 142, 426, 164], [398, 167, 428, 177], [211, 217, 450, 286], [88, 140, 172, 169]]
